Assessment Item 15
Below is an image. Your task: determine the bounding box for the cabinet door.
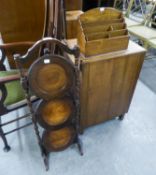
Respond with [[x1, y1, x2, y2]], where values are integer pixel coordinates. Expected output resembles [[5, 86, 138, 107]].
[[80, 52, 145, 129]]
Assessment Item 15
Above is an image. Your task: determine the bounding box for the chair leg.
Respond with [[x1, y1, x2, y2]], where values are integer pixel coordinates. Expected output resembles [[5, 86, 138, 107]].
[[0, 118, 11, 152]]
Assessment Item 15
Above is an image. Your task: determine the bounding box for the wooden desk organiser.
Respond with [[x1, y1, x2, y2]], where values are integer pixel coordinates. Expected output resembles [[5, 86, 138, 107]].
[[77, 8, 129, 56]]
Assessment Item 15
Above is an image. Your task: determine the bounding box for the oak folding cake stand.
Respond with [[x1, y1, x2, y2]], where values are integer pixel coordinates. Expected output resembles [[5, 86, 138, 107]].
[[14, 5, 146, 171]]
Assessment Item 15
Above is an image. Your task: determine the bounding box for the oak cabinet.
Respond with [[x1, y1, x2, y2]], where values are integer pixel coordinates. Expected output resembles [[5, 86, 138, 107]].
[[79, 40, 146, 131]]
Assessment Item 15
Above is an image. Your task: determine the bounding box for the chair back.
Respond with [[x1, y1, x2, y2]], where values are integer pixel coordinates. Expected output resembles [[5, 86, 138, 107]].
[[114, 0, 156, 26]]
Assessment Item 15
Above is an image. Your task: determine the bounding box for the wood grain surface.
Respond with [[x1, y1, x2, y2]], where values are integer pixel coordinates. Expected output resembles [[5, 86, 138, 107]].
[[66, 10, 83, 39], [77, 8, 129, 56], [28, 54, 75, 100], [37, 97, 75, 130], [80, 42, 146, 130], [42, 126, 75, 151], [0, 0, 46, 68]]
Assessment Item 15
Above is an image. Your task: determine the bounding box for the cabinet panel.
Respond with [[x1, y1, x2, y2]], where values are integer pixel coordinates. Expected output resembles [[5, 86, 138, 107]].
[[80, 41, 145, 130]]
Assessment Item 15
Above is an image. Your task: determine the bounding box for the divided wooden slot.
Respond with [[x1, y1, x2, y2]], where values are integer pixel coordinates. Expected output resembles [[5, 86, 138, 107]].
[[83, 36, 129, 56], [86, 29, 128, 41], [83, 23, 126, 34], [81, 18, 124, 26]]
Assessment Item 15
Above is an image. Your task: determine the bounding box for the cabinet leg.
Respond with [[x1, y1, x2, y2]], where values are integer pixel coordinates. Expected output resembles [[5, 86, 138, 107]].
[[79, 127, 84, 135], [118, 114, 125, 121]]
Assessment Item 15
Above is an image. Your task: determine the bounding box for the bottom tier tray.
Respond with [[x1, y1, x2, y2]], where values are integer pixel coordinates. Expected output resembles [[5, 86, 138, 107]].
[[42, 126, 76, 152]]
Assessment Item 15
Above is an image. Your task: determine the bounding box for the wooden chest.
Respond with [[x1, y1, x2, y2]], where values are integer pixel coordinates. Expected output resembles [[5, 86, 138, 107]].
[[67, 39, 146, 132]]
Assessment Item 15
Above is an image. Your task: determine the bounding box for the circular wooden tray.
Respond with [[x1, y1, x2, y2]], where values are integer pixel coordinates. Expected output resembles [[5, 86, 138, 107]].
[[37, 97, 75, 130], [28, 54, 75, 100], [42, 126, 75, 152]]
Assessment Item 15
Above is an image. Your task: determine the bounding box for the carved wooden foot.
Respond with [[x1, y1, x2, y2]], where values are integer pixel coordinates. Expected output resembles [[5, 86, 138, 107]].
[[77, 137, 83, 156], [42, 149, 49, 171]]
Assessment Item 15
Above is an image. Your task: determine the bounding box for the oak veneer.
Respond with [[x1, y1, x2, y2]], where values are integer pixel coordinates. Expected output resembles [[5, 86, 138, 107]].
[[0, 0, 46, 69], [67, 39, 146, 131], [77, 8, 129, 56], [37, 97, 75, 130], [42, 126, 75, 152], [0, 0, 82, 68], [80, 41, 146, 130]]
